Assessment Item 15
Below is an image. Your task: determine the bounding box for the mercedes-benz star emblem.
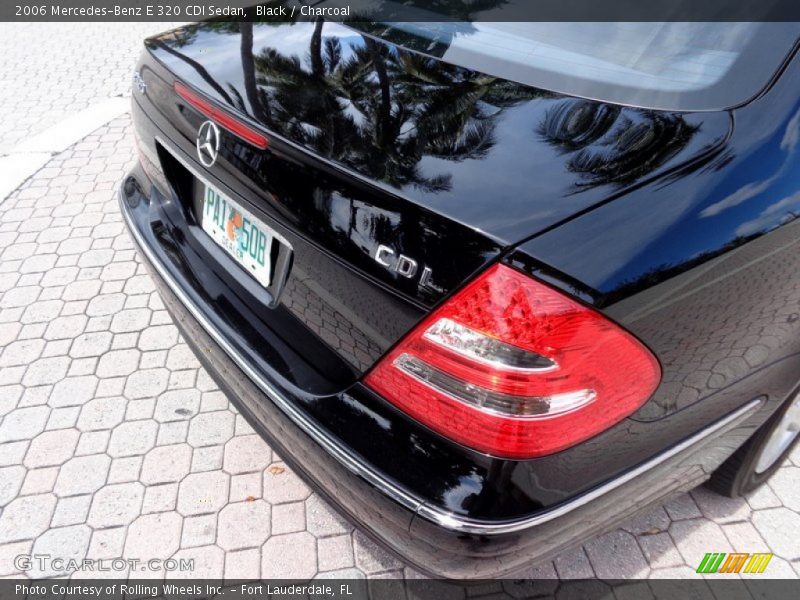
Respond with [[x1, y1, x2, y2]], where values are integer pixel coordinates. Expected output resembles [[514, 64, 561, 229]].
[[196, 120, 220, 167]]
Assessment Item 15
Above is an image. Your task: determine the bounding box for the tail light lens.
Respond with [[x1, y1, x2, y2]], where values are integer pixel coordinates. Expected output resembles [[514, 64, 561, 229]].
[[364, 264, 660, 458]]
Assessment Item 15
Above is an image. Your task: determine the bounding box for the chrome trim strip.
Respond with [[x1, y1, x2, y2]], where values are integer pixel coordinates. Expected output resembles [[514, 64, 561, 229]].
[[417, 398, 763, 534], [119, 176, 763, 537]]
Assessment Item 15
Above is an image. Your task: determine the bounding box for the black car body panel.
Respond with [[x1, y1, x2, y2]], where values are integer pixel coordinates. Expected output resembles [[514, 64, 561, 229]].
[[120, 176, 768, 577], [146, 22, 732, 246], [121, 19, 800, 577]]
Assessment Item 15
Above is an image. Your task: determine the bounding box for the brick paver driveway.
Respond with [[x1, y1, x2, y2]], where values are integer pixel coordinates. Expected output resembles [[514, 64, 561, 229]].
[[0, 22, 799, 585]]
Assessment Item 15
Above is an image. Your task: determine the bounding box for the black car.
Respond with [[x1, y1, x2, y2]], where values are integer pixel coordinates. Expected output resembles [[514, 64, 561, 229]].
[[120, 17, 800, 578]]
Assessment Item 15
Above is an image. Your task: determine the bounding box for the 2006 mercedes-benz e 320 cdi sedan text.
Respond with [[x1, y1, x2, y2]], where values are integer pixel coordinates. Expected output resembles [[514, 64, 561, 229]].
[[119, 16, 800, 577]]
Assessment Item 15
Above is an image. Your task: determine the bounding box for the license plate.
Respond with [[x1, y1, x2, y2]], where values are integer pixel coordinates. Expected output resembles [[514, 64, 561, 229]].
[[201, 184, 272, 287]]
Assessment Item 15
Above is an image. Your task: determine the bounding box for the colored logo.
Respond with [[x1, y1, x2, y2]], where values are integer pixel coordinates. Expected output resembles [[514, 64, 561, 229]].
[[225, 209, 252, 257], [226, 210, 243, 242], [696, 552, 772, 574]]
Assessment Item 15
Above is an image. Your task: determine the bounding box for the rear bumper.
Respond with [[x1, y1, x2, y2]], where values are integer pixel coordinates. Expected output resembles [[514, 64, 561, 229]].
[[119, 173, 765, 579]]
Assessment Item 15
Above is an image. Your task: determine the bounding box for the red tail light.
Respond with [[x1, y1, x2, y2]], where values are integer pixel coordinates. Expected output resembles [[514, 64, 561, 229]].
[[174, 81, 269, 150], [364, 264, 661, 458]]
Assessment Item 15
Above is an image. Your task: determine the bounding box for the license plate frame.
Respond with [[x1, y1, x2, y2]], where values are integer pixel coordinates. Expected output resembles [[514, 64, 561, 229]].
[[200, 183, 275, 288]]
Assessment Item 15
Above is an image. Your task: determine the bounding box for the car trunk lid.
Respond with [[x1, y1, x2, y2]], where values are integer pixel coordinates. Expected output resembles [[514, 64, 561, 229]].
[[132, 20, 729, 394]]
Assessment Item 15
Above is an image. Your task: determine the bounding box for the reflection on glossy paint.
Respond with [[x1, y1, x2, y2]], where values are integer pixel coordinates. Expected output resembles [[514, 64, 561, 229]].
[[133, 18, 800, 528], [537, 100, 699, 193], [150, 20, 715, 245]]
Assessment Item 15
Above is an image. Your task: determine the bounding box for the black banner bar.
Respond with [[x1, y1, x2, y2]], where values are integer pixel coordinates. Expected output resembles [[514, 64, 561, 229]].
[[4, 0, 800, 22], [1, 579, 800, 600]]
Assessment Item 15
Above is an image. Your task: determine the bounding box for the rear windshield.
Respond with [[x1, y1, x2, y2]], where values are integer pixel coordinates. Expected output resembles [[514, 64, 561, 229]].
[[353, 20, 799, 110]]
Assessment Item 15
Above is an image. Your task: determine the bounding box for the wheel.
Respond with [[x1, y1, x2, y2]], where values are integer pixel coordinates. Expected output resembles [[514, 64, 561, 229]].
[[706, 389, 800, 497]]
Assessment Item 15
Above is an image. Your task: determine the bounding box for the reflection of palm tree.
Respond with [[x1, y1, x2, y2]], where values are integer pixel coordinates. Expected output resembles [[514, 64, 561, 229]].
[[399, 54, 543, 162], [538, 101, 621, 152], [250, 22, 543, 193], [538, 100, 700, 193], [240, 22, 267, 123], [234, 20, 544, 285]]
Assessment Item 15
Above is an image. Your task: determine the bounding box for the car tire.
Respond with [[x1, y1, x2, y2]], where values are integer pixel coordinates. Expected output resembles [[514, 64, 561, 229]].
[[707, 390, 800, 498]]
